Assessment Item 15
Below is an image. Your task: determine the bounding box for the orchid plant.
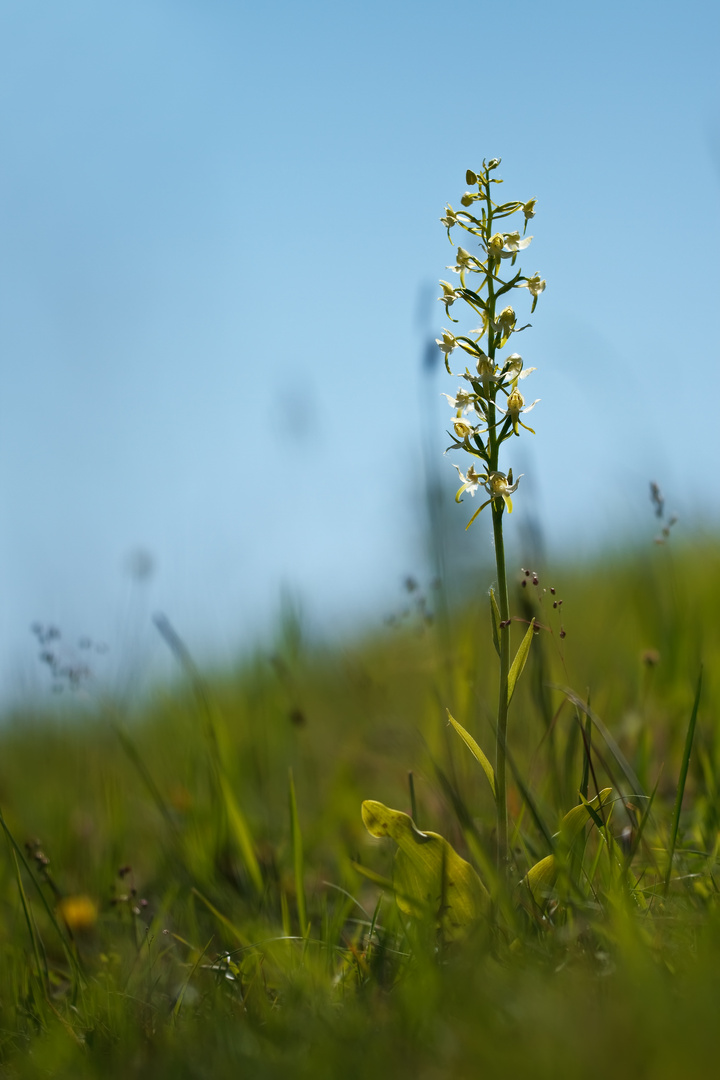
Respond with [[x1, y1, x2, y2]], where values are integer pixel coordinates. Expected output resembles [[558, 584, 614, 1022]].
[[438, 159, 545, 870]]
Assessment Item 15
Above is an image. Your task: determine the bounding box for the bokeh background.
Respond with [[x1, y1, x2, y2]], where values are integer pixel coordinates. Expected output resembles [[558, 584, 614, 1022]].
[[2, 0, 719, 702]]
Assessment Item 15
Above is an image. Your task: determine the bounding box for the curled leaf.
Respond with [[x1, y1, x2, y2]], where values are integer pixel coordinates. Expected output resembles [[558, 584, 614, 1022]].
[[361, 800, 488, 938]]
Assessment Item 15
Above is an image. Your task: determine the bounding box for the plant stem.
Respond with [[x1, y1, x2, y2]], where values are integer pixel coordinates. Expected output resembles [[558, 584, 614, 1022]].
[[481, 170, 510, 873], [491, 501, 510, 871]]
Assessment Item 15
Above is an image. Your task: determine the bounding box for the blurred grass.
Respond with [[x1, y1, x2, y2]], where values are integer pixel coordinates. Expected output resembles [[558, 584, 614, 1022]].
[[0, 536, 719, 1077]]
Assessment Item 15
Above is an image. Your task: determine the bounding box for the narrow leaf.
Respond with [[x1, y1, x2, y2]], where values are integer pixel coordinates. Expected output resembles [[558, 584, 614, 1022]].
[[288, 768, 307, 934], [507, 619, 536, 706], [664, 667, 703, 894], [218, 773, 263, 894], [446, 710, 496, 799]]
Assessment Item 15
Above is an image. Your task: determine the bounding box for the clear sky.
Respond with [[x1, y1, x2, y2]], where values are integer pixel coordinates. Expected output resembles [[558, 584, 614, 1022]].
[[2, 0, 719, 703]]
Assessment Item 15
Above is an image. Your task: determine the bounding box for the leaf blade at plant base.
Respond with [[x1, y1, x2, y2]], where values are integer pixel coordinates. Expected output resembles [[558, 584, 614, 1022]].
[[361, 801, 488, 938], [523, 787, 613, 904]]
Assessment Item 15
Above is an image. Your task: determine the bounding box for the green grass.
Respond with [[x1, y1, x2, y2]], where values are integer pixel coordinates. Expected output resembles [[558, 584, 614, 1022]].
[[1, 537, 719, 1078]]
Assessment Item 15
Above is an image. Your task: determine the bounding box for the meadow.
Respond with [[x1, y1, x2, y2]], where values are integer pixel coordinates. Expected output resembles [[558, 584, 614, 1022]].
[[0, 532, 719, 1079]]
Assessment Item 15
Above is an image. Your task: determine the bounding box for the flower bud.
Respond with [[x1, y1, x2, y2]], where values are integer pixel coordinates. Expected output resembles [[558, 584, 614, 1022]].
[[466, 169, 478, 185]]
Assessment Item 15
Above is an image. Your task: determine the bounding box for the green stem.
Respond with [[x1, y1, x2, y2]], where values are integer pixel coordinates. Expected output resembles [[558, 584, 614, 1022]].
[[491, 502, 510, 871], [482, 170, 510, 872]]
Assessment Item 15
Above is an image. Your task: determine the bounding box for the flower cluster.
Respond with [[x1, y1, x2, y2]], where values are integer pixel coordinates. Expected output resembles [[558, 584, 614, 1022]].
[[436, 161, 545, 527]]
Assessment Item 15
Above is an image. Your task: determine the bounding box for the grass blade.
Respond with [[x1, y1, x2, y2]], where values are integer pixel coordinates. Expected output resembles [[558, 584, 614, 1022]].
[[664, 666, 703, 894], [289, 768, 308, 935]]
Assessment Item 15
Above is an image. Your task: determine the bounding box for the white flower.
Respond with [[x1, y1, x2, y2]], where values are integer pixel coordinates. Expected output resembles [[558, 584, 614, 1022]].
[[440, 205, 459, 230], [452, 462, 484, 499], [522, 199, 537, 223], [495, 306, 516, 344], [501, 231, 533, 259], [502, 353, 537, 382], [438, 280, 458, 308], [436, 329, 457, 356], [485, 470, 522, 512], [501, 386, 540, 436], [520, 272, 546, 297], [518, 272, 546, 312], [463, 469, 524, 528], [488, 233, 505, 260], [442, 387, 476, 413], [447, 247, 478, 276], [450, 414, 477, 441]]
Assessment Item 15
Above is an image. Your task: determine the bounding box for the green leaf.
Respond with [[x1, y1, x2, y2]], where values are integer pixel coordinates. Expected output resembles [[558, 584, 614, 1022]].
[[489, 588, 501, 658], [446, 710, 496, 800], [524, 788, 612, 903], [218, 773, 263, 894], [288, 768, 307, 934], [664, 666, 703, 894], [361, 801, 488, 938], [507, 619, 536, 706]]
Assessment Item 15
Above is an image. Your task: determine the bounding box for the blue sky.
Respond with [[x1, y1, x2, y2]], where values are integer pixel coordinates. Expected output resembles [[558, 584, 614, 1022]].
[[2, 0, 719, 702]]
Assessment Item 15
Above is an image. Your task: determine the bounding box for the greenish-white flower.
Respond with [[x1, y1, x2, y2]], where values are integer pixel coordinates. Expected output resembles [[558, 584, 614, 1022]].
[[502, 386, 540, 435], [447, 247, 478, 276], [463, 469, 524, 527], [502, 353, 537, 383], [519, 272, 546, 297], [442, 387, 476, 413], [501, 231, 533, 259], [436, 329, 457, 356], [495, 306, 516, 343], [486, 470, 522, 513], [452, 462, 484, 499], [440, 205, 459, 229], [438, 280, 458, 307], [522, 199, 537, 222], [450, 414, 477, 441], [488, 233, 505, 260]]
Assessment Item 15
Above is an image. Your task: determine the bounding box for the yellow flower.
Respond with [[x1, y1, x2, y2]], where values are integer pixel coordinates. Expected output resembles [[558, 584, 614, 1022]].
[[58, 895, 98, 932]]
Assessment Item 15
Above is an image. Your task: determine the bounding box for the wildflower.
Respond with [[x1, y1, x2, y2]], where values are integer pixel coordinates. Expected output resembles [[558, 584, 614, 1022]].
[[522, 199, 537, 225], [475, 352, 497, 382], [501, 386, 540, 435], [447, 247, 479, 277], [58, 895, 98, 932], [502, 231, 533, 261], [436, 329, 457, 356], [452, 462, 484, 499], [501, 353, 537, 382], [464, 469, 524, 528], [438, 280, 458, 307], [450, 414, 477, 441], [486, 470, 522, 512], [488, 233, 505, 260], [518, 272, 546, 312], [442, 387, 476, 413], [440, 205, 459, 230], [495, 306, 516, 345]]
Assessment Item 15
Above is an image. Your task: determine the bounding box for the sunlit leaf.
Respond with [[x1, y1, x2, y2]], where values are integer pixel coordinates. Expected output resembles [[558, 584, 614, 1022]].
[[524, 788, 613, 904], [361, 800, 488, 938], [446, 710, 496, 800], [507, 619, 535, 706]]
